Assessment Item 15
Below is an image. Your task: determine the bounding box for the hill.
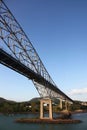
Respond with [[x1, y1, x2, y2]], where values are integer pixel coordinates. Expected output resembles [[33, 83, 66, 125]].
[[0, 97, 6, 103], [0, 97, 16, 104]]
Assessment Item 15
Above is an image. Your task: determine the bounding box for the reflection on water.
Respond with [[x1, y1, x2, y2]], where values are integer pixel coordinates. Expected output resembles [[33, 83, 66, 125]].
[[0, 113, 87, 130]]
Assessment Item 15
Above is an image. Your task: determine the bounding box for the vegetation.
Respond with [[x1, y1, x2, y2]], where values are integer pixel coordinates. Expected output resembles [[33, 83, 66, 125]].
[[0, 97, 40, 114], [0, 97, 87, 114]]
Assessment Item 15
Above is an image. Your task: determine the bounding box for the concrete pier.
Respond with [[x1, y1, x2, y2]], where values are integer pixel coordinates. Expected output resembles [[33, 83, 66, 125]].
[[40, 98, 53, 119]]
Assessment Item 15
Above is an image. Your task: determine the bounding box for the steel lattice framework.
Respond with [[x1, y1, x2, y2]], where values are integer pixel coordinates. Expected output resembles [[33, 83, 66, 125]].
[[0, 0, 73, 102]]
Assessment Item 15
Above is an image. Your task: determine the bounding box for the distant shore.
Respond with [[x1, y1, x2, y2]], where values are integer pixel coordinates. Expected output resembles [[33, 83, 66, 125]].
[[0, 110, 87, 115], [71, 110, 87, 114]]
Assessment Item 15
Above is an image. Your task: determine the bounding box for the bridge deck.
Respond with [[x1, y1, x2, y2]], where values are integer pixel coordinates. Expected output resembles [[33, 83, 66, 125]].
[[0, 49, 73, 102]]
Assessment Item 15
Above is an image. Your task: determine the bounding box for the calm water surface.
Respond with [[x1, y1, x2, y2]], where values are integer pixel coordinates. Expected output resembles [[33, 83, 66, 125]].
[[0, 113, 87, 130]]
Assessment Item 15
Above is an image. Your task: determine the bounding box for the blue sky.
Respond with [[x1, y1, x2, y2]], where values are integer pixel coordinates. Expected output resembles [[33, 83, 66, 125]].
[[0, 0, 87, 101]]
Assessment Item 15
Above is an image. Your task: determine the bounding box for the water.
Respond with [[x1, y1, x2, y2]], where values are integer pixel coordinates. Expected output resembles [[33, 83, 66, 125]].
[[0, 113, 87, 130]]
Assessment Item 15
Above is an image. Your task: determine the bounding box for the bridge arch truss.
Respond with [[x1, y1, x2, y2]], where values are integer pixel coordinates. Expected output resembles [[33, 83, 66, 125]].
[[0, 0, 73, 103]]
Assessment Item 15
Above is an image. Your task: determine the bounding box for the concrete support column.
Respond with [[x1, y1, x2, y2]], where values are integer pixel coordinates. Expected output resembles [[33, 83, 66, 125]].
[[40, 98, 53, 119], [65, 100, 68, 110], [49, 99, 52, 119], [40, 100, 43, 119], [59, 99, 63, 109]]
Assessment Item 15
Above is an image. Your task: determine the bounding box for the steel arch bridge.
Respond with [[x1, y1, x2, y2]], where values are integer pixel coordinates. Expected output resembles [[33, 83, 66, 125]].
[[0, 0, 73, 103]]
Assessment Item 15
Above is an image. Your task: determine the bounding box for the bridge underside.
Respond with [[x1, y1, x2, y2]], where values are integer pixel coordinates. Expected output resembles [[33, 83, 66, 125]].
[[0, 49, 73, 103]]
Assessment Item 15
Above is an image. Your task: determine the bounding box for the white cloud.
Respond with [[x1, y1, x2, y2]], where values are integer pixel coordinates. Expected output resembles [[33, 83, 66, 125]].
[[68, 87, 87, 96]]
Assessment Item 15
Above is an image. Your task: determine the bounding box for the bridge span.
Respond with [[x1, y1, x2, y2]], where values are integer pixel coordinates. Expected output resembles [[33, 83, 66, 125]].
[[0, 0, 73, 104], [0, 48, 73, 103]]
